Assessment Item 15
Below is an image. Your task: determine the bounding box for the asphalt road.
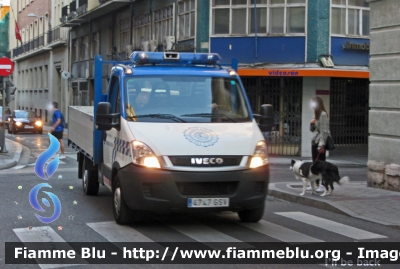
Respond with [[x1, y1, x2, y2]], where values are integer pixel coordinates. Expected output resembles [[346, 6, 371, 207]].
[[0, 133, 398, 269]]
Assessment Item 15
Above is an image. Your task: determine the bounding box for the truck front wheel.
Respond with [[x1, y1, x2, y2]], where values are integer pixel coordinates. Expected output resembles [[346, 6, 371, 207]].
[[82, 157, 99, 195], [238, 203, 265, 223], [112, 174, 137, 225]]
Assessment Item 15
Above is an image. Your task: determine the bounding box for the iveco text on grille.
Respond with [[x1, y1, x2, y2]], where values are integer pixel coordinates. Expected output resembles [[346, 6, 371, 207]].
[[191, 158, 224, 165]]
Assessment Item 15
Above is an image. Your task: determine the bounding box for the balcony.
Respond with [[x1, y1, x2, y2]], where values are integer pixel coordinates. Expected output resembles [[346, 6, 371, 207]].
[[60, 0, 130, 27], [12, 26, 68, 60], [47, 26, 69, 48]]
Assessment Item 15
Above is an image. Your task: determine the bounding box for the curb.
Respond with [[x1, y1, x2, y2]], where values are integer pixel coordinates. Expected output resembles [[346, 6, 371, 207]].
[[0, 160, 17, 170], [269, 163, 367, 168], [0, 139, 23, 170], [268, 183, 398, 228]]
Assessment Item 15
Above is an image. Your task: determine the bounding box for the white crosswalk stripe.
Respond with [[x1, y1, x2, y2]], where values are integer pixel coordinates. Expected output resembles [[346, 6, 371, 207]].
[[275, 212, 387, 240], [13, 226, 86, 269], [65, 153, 77, 160], [239, 220, 324, 243], [168, 222, 253, 250], [219, 212, 324, 243], [87, 221, 168, 254], [87, 221, 153, 242]]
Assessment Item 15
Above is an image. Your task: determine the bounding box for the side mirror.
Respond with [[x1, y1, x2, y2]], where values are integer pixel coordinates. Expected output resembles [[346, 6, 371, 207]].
[[95, 102, 120, 131], [254, 104, 274, 132]]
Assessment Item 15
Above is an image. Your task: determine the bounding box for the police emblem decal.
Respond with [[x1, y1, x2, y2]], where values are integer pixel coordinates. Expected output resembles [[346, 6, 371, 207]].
[[184, 127, 219, 147]]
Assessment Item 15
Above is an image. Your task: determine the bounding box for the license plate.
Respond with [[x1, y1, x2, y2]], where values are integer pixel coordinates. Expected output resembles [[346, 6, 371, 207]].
[[25, 126, 33, 129], [187, 198, 229, 208]]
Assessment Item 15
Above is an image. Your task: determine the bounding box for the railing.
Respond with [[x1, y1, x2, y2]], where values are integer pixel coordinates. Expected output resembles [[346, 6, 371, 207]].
[[12, 26, 67, 58], [47, 26, 63, 44], [4, 51, 11, 58]]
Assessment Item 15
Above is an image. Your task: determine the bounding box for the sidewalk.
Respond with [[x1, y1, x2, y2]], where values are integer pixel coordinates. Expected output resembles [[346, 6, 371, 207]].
[[268, 145, 400, 229], [0, 139, 23, 170], [268, 182, 400, 229], [268, 145, 368, 167]]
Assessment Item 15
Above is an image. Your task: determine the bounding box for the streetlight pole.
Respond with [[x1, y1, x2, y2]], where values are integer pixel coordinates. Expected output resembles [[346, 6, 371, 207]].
[[27, 13, 52, 29]]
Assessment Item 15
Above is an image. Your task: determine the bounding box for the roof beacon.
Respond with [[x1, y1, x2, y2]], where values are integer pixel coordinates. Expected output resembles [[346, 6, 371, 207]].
[[130, 51, 222, 66]]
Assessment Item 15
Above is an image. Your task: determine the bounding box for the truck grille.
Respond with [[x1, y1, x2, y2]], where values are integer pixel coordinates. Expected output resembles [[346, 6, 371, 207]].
[[176, 182, 238, 196], [169, 156, 242, 167]]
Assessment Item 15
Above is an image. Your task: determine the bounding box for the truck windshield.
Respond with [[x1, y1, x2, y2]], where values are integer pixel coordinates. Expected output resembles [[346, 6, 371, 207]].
[[124, 76, 251, 123]]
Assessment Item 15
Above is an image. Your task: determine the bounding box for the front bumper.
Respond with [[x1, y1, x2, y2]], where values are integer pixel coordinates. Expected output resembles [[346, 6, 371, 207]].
[[118, 164, 269, 214], [13, 123, 42, 132]]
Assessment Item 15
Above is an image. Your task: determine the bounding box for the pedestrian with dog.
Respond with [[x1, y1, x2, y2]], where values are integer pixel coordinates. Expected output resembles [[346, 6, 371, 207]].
[[308, 96, 330, 193]]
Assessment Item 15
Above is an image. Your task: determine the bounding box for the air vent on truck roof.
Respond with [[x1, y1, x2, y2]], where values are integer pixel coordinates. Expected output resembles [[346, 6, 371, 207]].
[[164, 52, 180, 60]]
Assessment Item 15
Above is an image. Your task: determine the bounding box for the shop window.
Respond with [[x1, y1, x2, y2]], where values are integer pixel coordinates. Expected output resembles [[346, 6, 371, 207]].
[[154, 5, 174, 45], [178, 0, 196, 41], [331, 0, 370, 36], [133, 13, 151, 50], [212, 0, 306, 35]]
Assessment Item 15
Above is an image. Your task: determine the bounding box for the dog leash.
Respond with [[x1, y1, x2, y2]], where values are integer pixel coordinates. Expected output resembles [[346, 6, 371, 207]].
[[315, 152, 321, 162]]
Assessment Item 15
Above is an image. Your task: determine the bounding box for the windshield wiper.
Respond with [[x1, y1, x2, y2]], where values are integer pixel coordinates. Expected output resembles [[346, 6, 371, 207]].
[[181, 113, 236, 123], [128, 114, 186, 123]]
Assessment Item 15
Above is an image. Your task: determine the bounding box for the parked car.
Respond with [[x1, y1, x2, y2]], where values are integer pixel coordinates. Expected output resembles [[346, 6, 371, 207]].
[[0, 106, 12, 129], [7, 110, 43, 134]]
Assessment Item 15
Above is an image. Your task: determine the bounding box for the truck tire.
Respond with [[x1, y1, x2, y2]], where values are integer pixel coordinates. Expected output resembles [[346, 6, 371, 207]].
[[112, 174, 137, 225], [238, 203, 265, 223], [82, 157, 99, 195]]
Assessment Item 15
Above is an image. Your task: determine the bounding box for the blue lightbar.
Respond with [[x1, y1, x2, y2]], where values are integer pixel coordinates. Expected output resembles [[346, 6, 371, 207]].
[[130, 51, 222, 66]]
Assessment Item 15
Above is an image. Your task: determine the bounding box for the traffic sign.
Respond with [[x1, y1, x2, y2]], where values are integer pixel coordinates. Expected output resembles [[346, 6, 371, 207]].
[[0, 57, 14, 77]]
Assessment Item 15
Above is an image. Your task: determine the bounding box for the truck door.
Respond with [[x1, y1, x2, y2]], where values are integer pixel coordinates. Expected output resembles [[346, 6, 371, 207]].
[[103, 75, 121, 172]]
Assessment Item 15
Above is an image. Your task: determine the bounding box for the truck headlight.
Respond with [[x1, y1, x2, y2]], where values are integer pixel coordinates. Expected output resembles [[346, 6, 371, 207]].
[[35, 121, 42, 126], [249, 140, 269, 168], [15, 122, 22, 126], [131, 141, 160, 168]]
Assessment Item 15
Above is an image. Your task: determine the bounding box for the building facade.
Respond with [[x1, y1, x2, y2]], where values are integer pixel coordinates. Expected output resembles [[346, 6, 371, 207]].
[[8, 0, 69, 124], [58, 0, 370, 156], [367, 0, 400, 192], [209, 0, 370, 156]]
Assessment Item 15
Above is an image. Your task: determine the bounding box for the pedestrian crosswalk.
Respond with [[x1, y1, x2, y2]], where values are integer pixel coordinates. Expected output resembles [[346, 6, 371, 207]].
[[275, 212, 387, 240], [13, 226, 85, 268], [11, 210, 389, 268]]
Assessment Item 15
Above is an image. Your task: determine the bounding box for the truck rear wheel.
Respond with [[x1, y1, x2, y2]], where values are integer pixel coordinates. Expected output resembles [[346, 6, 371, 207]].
[[82, 157, 99, 195], [112, 174, 138, 225], [238, 203, 265, 223]]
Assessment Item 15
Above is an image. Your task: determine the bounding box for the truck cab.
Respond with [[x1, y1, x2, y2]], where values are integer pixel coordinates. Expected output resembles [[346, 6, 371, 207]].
[[70, 52, 274, 225]]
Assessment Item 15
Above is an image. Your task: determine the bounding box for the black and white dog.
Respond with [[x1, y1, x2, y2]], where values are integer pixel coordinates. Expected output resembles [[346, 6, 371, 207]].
[[290, 159, 349, 196]]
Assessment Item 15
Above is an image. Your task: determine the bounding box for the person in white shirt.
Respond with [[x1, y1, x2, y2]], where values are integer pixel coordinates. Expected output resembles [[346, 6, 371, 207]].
[[307, 96, 330, 193]]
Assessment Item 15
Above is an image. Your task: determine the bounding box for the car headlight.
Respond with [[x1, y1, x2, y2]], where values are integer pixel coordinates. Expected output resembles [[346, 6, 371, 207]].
[[15, 122, 22, 126], [249, 140, 269, 168], [35, 121, 42, 126], [131, 140, 160, 168]]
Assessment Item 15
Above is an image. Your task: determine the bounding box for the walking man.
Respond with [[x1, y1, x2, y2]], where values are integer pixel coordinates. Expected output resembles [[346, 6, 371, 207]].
[[50, 101, 65, 159]]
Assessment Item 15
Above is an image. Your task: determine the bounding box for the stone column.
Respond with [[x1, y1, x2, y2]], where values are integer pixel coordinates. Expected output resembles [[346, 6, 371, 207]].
[[368, 0, 400, 191]]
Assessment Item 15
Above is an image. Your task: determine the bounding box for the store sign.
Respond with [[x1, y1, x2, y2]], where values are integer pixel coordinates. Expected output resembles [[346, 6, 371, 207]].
[[268, 70, 299, 76], [342, 41, 370, 51], [316, 90, 330, 95]]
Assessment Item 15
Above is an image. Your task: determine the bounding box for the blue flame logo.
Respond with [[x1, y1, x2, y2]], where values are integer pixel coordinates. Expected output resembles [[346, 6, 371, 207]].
[[29, 133, 62, 223], [34, 133, 60, 180], [29, 183, 62, 224]]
